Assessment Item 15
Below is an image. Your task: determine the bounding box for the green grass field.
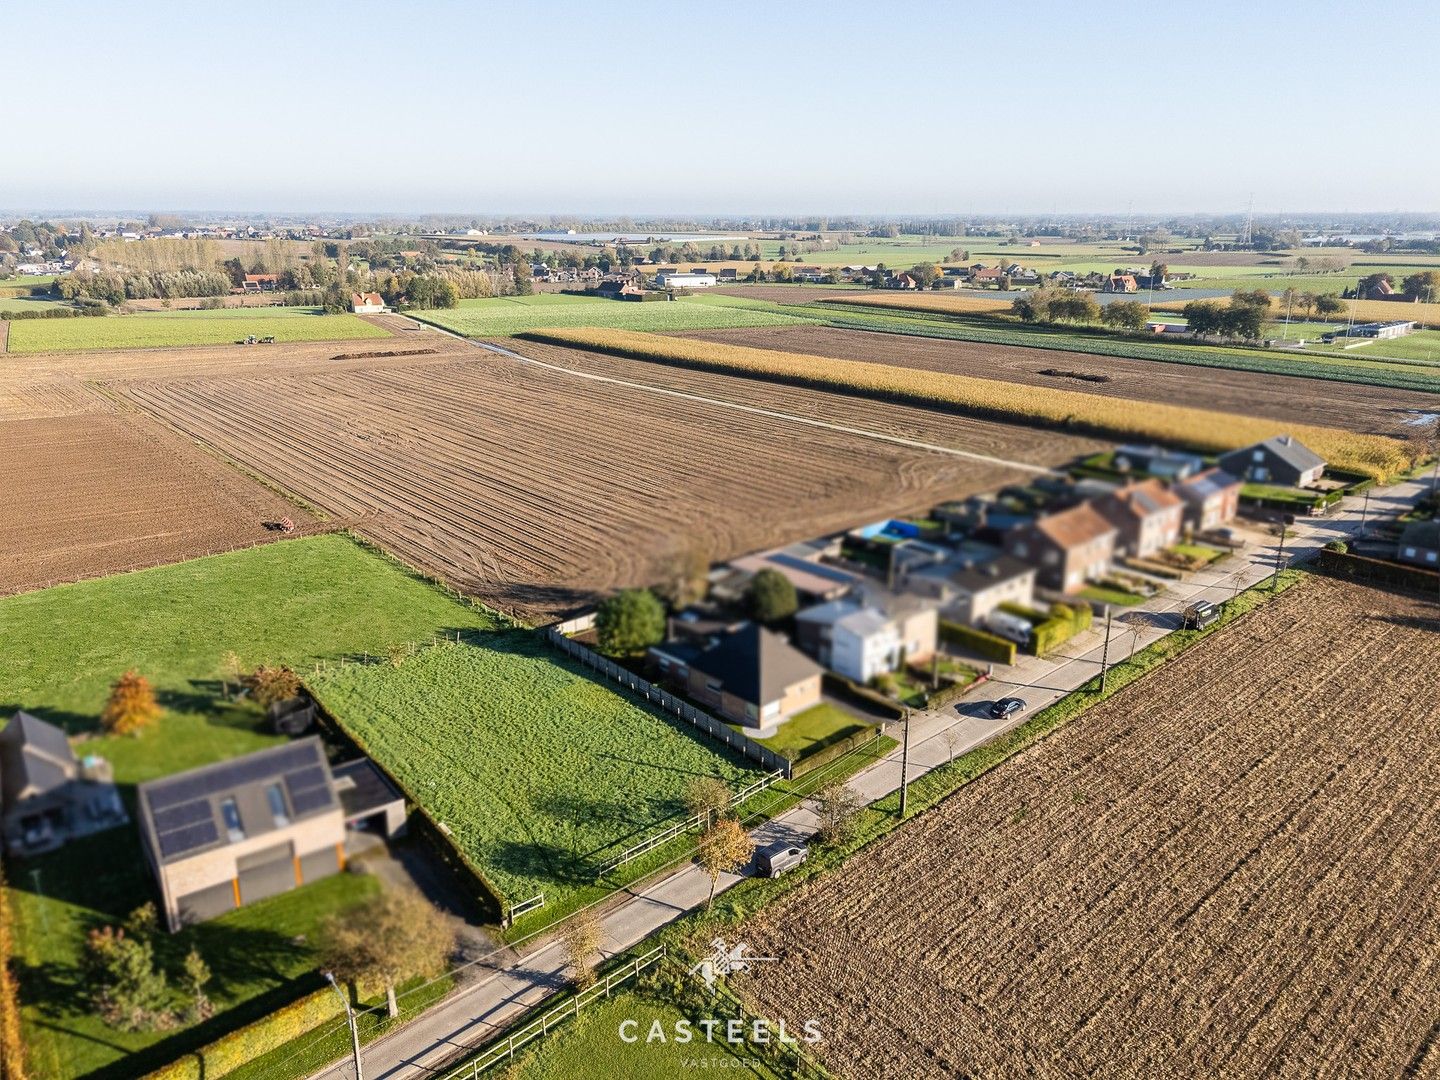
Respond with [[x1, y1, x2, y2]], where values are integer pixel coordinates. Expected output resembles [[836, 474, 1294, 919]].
[[308, 637, 763, 912], [0, 294, 74, 314], [502, 990, 782, 1079], [1296, 328, 1440, 363], [4, 308, 388, 352], [751, 703, 870, 759], [412, 293, 817, 337], [1, 535, 504, 1078], [0, 273, 57, 288]]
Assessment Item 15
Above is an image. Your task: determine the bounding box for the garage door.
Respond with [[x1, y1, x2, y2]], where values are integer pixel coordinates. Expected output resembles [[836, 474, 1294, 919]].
[[176, 880, 237, 926], [237, 844, 296, 905], [299, 845, 341, 885]]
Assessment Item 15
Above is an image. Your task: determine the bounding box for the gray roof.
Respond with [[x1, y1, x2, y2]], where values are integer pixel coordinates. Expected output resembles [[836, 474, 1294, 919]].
[[941, 555, 1036, 595], [1176, 468, 1242, 502], [332, 758, 405, 820], [138, 737, 338, 864], [1223, 436, 1325, 473], [0, 711, 77, 811], [1399, 520, 1440, 550], [688, 623, 822, 706]]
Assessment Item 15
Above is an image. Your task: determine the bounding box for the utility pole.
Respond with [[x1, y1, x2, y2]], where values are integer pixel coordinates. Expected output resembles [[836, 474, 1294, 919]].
[[325, 972, 365, 1080], [1273, 514, 1295, 591], [1099, 606, 1113, 692], [1359, 487, 1370, 535], [898, 707, 912, 819]]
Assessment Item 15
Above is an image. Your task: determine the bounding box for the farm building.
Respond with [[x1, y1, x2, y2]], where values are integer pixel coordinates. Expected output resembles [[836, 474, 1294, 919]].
[[596, 280, 646, 300], [649, 623, 822, 730], [350, 291, 385, 314], [1396, 521, 1440, 568], [1174, 468, 1243, 532], [1005, 503, 1118, 593], [1322, 320, 1417, 341], [656, 271, 717, 288], [135, 738, 402, 931], [241, 274, 280, 293], [1, 711, 127, 857], [1096, 479, 1185, 559], [1219, 435, 1326, 488], [1112, 444, 1206, 481], [1104, 273, 1139, 293]]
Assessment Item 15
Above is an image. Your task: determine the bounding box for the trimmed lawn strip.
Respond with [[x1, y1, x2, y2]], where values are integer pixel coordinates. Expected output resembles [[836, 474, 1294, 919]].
[[5, 311, 387, 353]]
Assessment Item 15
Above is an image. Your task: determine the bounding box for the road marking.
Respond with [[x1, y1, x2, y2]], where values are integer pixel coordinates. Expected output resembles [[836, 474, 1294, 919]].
[[468, 338, 1065, 477]]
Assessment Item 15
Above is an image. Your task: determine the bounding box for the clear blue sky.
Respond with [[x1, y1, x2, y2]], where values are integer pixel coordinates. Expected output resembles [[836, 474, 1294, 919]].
[[5, 0, 1436, 215]]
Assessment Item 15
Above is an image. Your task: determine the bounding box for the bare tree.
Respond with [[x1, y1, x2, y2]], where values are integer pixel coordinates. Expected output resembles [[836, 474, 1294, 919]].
[[562, 908, 603, 990], [813, 781, 864, 848], [684, 777, 731, 829], [321, 887, 454, 1018]]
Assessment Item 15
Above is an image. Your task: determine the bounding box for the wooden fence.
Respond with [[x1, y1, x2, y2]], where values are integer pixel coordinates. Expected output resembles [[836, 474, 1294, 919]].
[[544, 629, 792, 778], [438, 946, 667, 1078]]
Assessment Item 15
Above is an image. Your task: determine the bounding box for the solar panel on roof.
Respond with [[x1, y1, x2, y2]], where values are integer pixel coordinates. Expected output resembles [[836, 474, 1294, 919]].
[[152, 799, 213, 833], [285, 764, 334, 817], [157, 820, 219, 858], [145, 742, 323, 809]]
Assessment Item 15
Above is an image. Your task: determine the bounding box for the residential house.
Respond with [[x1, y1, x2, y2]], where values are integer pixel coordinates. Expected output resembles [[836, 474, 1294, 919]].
[[596, 279, 646, 300], [649, 623, 822, 729], [1112, 444, 1207, 481], [852, 581, 939, 664], [1, 711, 126, 856], [1097, 479, 1185, 558], [716, 268, 739, 281], [969, 267, 1005, 287], [794, 601, 903, 683], [1005, 503, 1118, 592], [724, 541, 861, 605], [1104, 273, 1139, 293], [888, 272, 919, 290], [792, 265, 828, 283], [350, 292, 384, 314], [241, 273, 280, 292], [1396, 521, 1440, 568], [901, 554, 1037, 625], [137, 738, 349, 931], [1174, 468, 1243, 532], [1219, 435, 1326, 488]]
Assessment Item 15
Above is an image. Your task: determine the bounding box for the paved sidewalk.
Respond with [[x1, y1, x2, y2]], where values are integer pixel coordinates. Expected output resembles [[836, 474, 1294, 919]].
[[312, 473, 1432, 1080]]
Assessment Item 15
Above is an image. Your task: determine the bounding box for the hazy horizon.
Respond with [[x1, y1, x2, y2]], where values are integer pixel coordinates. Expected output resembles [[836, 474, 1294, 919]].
[[6, 1, 1437, 215]]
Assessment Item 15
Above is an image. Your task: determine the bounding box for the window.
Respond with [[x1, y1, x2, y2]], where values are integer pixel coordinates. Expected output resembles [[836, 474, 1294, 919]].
[[1404, 546, 1417, 558], [1429, 551, 1438, 564], [266, 783, 290, 827], [220, 798, 245, 843]]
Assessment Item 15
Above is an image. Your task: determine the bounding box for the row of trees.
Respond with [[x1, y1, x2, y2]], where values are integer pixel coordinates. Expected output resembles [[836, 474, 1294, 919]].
[[1182, 289, 1273, 340], [56, 268, 232, 303]]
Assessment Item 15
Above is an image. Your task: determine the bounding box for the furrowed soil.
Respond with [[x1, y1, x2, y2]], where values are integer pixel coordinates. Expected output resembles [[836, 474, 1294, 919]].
[[0, 412, 315, 593], [112, 341, 1100, 622], [676, 325, 1439, 435], [737, 575, 1440, 1079]]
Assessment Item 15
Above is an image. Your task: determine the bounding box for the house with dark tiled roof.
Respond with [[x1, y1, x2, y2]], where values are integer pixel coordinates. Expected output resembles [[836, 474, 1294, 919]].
[[1097, 479, 1186, 558], [1004, 503, 1118, 592], [137, 738, 350, 930], [1219, 435, 1326, 488], [1397, 521, 1440, 569], [649, 623, 822, 730]]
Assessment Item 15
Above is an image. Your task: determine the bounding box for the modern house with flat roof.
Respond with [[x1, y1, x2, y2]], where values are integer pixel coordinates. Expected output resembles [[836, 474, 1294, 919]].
[[137, 738, 348, 931], [1397, 521, 1440, 568]]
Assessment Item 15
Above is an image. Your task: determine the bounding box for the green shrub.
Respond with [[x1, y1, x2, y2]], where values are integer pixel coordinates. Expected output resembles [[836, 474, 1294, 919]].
[[1027, 602, 1093, 656], [140, 987, 342, 1080], [938, 620, 1016, 664]]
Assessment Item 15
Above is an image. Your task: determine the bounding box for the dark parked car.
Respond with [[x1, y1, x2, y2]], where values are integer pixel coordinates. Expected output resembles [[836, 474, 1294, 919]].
[[755, 840, 809, 878], [1182, 600, 1219, 630], [988, 697, 1026, 720]]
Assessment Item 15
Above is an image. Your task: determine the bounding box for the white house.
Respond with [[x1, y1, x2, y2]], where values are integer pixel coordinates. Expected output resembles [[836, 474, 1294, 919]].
[[794, 602, 902, 683]]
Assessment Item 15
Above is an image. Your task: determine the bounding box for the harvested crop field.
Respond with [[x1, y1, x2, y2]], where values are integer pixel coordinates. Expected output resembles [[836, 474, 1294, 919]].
[[675, 325, 1440, 435], [0, 412, 313, 593], [738, 575, 1440, 1079], [114, 347, 1099, 620]]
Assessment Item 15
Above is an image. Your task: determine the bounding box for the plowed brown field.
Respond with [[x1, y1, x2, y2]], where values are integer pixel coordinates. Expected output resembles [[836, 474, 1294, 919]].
[[675, 325, 1439, 435], [738, 575, 1440, 1079], [0, 413, 314, 593], [115, 346, 1099, 620]]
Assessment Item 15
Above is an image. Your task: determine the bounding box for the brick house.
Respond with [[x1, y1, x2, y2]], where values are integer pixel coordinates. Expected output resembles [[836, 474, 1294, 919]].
[[1004, 503, 1118, 592], [1174, 468, 1243, 532], [1097, 479, 1186, 558], [649, 623, 822, 730], [350, 291, 385, 313]]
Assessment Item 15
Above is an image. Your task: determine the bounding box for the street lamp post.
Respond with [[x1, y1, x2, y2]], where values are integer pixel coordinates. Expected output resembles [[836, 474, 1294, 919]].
[[324, 972, 365, 1080], [898, 707, 912, 819]]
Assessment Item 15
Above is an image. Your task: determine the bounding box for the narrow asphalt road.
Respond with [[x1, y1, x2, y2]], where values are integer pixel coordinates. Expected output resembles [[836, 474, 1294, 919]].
[[309, 472, 1434, 1080]]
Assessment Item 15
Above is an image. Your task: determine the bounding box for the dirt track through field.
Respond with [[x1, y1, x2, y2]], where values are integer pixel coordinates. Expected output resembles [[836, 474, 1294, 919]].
[[675, 325, 1439, 435], [738, 576, 1440, 1079], [115, 349, 1098, 620]]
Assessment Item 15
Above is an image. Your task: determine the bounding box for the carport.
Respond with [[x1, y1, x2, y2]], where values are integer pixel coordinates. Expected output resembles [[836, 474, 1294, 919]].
[[332, 758, 407, 839]]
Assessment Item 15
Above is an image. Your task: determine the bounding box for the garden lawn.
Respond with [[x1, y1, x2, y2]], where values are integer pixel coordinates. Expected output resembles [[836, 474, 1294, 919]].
[[751, 703, 870, 759], [410, 293, 816, 336], [1079, 584, 1148, 607], [4, 309, 388, 352], [308, 637, 764, 913], [1, 534, 503, 1078], [503, 990, 780, 1079]]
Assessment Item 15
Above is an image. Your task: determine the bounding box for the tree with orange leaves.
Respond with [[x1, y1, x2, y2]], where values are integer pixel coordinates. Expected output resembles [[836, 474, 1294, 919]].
[[101, 671, 161, 736]]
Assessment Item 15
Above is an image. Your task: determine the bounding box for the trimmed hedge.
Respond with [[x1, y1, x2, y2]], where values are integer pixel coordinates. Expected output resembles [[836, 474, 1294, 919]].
[[939, 620, 1017, 664], [820, 672, 905, 720], [1027, 602, 1093, 656], [791, 725, 892, 778], [141, 987, 344, 1080]]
